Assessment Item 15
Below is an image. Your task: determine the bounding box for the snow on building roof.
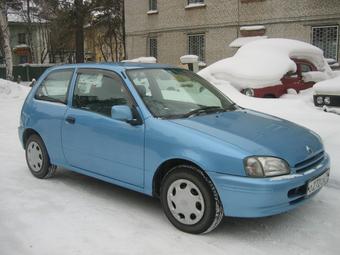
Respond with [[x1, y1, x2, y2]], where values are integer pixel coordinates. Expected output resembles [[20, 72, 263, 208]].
[[7, 10, 45, 24], [199, 38, 333, 90], [229, 36, 268, 48], [13, 44, 29, 50]]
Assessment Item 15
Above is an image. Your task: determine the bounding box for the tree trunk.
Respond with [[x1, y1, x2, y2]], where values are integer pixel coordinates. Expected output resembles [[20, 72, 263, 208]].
[[26, 0, 35, 63], [75, 0, 84, 63], [0, 4, 13, 80], [114, 33, 118, 62], [121, 0, 126, 60]]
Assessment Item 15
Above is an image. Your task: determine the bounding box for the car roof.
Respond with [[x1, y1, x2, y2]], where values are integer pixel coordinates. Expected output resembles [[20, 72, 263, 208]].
[[47, 62, 177, 72]]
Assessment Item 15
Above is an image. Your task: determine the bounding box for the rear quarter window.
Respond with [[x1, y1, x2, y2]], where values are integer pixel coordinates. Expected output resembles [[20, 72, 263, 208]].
[[35, 69, 74, 104]]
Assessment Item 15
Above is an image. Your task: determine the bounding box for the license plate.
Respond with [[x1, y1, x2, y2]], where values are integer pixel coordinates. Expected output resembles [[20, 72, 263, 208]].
[[307, 170, 330, 196]]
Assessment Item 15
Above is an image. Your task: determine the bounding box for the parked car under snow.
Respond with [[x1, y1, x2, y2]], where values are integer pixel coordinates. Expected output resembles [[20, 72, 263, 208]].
[[199, 39, 334, 98], [313, 74, 340, 107]]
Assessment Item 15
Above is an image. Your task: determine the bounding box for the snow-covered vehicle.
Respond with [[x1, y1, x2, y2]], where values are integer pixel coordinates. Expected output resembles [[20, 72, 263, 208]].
[[313, 75, 340, 107], [199, 39, 334, 98]]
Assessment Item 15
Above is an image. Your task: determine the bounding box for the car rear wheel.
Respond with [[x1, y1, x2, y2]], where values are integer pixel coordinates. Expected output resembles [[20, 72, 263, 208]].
[[25, 134, 56, 179], [160, 165, 224, 234]]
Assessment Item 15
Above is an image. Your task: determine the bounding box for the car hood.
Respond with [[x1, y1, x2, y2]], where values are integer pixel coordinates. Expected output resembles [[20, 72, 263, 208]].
[[169, 109, 323, 167]]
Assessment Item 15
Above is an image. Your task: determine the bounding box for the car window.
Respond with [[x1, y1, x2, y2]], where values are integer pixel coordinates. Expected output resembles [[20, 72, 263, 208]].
[[300, 64, 312, 73], [73, 71, 130, 117], [129, 75, 152, 97], [35, 69, 74, 104], [127, 68, 234, 118], [155, 71, 221, 105], [284, 71, 298, 78]]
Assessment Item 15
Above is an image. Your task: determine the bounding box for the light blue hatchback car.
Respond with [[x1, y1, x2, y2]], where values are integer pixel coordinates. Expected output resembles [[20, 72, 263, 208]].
[[19, 63, 330, 234]]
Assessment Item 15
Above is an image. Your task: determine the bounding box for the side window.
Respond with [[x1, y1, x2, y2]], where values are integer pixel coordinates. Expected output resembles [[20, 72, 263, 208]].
[[35, 69, 73, 104], [300, 64, 312, 73], [73, 71, 130, 117], [284, 71, 298, 78]]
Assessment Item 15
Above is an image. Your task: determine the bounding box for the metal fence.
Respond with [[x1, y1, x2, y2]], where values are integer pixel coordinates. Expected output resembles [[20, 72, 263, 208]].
[[0, 64, 54, 81]]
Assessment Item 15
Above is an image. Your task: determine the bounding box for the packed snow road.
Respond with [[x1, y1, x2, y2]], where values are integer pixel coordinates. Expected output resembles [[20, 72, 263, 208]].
[[0, 80, 339, 255]]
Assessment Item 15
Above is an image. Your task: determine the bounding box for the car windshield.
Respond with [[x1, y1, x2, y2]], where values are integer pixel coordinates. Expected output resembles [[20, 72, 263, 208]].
[[127, 68, 236, 119]]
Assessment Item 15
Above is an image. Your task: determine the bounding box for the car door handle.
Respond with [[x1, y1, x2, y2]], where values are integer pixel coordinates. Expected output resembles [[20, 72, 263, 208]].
[[66, 116, 76, 124]]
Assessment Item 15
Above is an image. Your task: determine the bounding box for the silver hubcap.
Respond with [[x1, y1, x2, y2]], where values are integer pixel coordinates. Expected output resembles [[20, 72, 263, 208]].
[[27, 141, 43, 172], [167, 179, 205, 225]]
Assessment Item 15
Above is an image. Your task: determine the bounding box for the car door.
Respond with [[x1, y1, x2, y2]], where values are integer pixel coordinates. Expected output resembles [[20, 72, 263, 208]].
[[297, 62, 317, 90], [281, 71, 304, 92], [32, 68, 75, 165], [61, 68, 145, 187]]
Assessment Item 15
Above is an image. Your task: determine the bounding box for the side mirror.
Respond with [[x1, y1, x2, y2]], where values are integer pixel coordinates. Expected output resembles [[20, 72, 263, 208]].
[[111, 105, 133, 122]]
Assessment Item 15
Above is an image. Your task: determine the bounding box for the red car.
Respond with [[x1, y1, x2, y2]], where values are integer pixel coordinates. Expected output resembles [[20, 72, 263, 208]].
[[241, 59, 317, 98]]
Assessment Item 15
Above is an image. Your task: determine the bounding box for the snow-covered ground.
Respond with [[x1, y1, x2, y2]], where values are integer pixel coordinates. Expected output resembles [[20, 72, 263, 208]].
[[0, 79, 339, 255]]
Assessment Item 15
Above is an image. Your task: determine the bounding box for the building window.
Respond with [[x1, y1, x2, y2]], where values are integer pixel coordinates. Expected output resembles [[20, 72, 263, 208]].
[[149, 0, 157, 11], [149, 38, 158, 58], [19, 55, 28, 64], [312, 26, 339, 60], [188, 34, 205, 62], [188, 0, 204, 4], [18, 33, 26, 44]]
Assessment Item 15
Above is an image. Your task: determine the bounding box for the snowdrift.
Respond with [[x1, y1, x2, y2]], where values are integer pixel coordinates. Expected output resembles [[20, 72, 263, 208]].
[[0, 79, 29, 99], [199, 38, 333, 90], [314, 75, 340, 95]]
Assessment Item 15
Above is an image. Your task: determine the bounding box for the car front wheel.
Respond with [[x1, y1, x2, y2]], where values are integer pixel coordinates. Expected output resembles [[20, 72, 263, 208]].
[[160, 165, 224, 234]]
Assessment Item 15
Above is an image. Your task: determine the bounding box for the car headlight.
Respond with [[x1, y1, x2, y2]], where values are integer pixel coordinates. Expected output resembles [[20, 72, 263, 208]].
[[316, 96, 324, 105], [324, 96, 331, 105], [244, 157, 290, 177], [243, 88, 254, 97]]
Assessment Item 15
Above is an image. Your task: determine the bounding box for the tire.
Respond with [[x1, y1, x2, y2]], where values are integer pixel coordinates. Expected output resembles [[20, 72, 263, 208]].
[[160, 165, 224, 234], [25, 134, 56, 179]]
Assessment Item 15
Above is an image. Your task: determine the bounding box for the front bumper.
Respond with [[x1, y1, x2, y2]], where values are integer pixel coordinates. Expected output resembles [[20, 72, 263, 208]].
[[314, 94, 340, 107], [208, 154, 330, 217]]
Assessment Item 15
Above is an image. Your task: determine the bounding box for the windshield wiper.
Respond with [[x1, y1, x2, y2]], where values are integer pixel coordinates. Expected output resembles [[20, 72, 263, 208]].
[[183, 106, 226, 118]]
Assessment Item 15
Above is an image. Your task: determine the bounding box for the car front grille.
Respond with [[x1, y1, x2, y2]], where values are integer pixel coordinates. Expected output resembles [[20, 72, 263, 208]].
[[294, 151, 325, 173]]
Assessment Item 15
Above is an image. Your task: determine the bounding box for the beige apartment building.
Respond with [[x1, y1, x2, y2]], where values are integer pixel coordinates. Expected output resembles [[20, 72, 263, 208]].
[[125, 0, 340, 66]]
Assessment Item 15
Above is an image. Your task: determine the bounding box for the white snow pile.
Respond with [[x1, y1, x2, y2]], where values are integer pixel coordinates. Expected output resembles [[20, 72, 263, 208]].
[[314, 75, 340, 95], [302, 71, 329, 83], [240, 25, 265, 31], [185, 2, 206, 8], [180, 55, 199, 64], [199, 38, 333, 90], [123, 57, 157, 64], [229, 36, 268, 48], [0, 79, 30, 99]]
